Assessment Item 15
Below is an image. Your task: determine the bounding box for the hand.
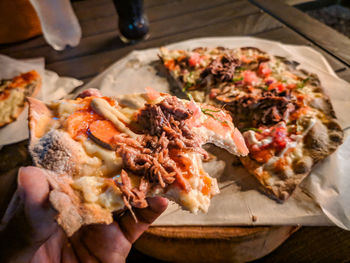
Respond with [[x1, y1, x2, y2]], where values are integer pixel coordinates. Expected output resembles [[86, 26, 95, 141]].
[[0, 167, 168, 263]]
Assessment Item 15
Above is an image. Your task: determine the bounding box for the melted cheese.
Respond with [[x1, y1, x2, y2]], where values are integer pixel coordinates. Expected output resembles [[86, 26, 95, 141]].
[[245, 130, 273, 147], [83, 139, 123, 177], [57, 100, 79, 118], [72, 176, 124, 211], [165, 152, 218, 214], [0, 89, 25, 124], [262, 117, 317, 182], [98, 187, 124, 211], [73, 176, 105, 203]]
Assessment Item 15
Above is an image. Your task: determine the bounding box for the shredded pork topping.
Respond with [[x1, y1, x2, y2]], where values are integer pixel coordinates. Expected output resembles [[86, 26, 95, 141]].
[[96, 96, 209, 212], [137, 96, 207, 156], [116, 170, 149, 209], [200, 54, 240, 82], [218, 91, 297, 127]]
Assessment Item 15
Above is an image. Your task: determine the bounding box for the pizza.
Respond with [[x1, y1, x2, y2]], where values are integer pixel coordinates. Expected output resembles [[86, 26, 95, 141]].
[[28, 88, 248, 236], [0, 70, 41, 127], [159, 46, 344, 201]]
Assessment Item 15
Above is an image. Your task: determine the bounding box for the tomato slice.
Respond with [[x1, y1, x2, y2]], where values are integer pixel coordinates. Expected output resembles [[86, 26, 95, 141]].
[[188, 53, 201, 67], [89, 120, 120, 147], [258, 62, 271, 77], [67, 111, 101, 139], [243, 70, 259, 85], [268, 82, 286, 93]]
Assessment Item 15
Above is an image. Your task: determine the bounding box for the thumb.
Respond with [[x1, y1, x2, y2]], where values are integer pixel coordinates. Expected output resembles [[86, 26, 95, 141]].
[[0, 167, 59, 262], [17, 166, 58, 244]]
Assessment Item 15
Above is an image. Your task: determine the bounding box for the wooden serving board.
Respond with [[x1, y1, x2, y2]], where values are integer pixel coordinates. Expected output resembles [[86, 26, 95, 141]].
[[135, 225, 299, 262]]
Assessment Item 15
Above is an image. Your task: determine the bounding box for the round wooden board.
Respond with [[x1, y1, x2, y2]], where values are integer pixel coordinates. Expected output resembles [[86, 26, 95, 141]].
[[135, 225, 299, 262]]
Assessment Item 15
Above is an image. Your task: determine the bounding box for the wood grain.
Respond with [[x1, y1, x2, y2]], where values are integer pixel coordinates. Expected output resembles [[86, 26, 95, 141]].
[[254, 26, 348, 73], [250, 0, 350, 66], [134, 226, 299, 262]]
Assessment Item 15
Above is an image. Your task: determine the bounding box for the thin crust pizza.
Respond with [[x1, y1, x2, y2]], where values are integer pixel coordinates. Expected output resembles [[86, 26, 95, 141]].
[[159, 46, 343, 201], [0, 70, 41, 127], [28, 88, 248, 236]]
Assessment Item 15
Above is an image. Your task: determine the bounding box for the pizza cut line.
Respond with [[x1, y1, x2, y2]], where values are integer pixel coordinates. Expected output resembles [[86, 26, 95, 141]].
[[0, 70, 41, 127], [28, 88, 248, 236], [159, 46, 344, 201]]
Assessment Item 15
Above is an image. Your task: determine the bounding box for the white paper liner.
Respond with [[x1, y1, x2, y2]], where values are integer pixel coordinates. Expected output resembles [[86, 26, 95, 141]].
[[79, 37, 349, 228], [0, 55, 83, 147]]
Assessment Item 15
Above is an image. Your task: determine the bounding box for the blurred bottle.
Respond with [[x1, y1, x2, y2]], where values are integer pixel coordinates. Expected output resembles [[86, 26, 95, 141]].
[[113, 0, 149, 42], [29, 0, 82, 51]]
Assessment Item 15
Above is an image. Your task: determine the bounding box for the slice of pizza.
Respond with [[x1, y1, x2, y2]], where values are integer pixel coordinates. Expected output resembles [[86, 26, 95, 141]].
[[0, 70, 41, 127], [159, 46, 343, 201], [28, 88, 248, 236]]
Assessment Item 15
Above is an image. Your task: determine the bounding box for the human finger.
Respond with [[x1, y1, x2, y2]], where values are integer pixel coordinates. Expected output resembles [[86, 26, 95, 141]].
[[118, 196, 168, 243], [82, 223, 131, 262], [30, 229, 65, 263], [61, 235, 79, 263], [1, 167, 58, 262], [70, 230, 100, 263], [18, 166, 58, 243]]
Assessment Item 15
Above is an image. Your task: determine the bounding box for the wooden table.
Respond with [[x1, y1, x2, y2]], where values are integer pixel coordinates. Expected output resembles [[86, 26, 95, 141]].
[[1, 0, 350, 262]]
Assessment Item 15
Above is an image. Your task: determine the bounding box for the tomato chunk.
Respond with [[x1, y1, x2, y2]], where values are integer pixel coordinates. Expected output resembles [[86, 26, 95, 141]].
[[89, 120, 120, 147], [268, 82, 286, 93], [258, 62, 271, 77], [243, 70, 259, 85], [201, 175, 212, 196], [188, 53, 201, 67], [67, 111, 101, 139]]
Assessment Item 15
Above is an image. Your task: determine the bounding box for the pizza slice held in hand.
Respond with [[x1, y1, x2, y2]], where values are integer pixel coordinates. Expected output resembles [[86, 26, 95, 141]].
[[28, 88, 248, 236], [0, 70, 41, 127]]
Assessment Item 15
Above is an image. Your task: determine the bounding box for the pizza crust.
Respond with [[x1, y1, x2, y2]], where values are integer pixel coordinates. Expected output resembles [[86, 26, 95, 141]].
[[240, 156, 311, 201], [240, 117, 343, 201], [46, 170, 113, 237], [28, 98, 114, 236], [0, 74, 41, 127]]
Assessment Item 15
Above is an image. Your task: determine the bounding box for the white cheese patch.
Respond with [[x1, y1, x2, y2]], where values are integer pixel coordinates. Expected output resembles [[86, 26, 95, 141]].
[[164, 152, 218, 213], [73, 176, 105, 203], [83, 139, 123, 177], [98, 187, 124, 211], [72, 176, 124, 212], [0, 89, 25, 124], [57, 100, 79, 119]]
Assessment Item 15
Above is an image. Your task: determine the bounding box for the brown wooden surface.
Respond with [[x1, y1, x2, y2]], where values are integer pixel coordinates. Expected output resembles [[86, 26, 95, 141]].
[[250, 0, 350, 66], [1, 0, 350, 262], [134, 226, 299, 262]]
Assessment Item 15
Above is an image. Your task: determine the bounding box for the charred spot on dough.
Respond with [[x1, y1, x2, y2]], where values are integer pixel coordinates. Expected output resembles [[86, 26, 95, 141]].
[[293, 155, 313, 174], [304, 118, 343, 162], [304, 119, 330, 161], [327, 119, 343, 131], [31, 129, 75, 175], [329, 131, 343, 143], [308, 97, 334, 117]]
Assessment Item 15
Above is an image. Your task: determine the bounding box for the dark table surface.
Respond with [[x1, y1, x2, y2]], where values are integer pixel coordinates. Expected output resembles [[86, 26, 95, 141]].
[[1, 0, 350, 262]]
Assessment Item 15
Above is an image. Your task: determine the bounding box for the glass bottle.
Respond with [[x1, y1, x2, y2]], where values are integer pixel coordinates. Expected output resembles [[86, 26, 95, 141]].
[[113, 0, 149, 43]]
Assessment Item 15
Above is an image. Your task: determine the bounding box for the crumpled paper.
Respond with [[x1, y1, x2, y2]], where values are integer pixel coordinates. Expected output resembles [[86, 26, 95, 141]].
[[80, 37, 350, 229], [0, 55, 83, 147]]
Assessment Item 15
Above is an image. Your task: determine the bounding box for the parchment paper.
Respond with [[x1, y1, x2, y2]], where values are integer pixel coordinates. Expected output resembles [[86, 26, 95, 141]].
[[0, 55, 83, 147], [80, 37, 350, 228]]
